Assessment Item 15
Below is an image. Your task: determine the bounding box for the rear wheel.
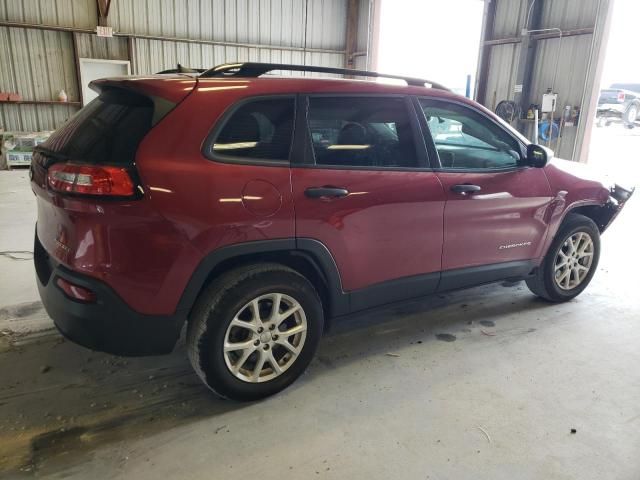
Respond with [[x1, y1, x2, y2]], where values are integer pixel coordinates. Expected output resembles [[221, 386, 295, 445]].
[[526, 214, 600, 302], [624, 104, 638, 127], [187, 264, 323, 401]]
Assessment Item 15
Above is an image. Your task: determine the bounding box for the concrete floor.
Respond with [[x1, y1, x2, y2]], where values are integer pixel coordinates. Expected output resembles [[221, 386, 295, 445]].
[[0, 126, 638, 479]]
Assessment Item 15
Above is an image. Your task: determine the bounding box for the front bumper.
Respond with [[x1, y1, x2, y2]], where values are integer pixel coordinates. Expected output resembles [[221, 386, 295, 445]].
[[591, 184, 635, 233], [34, 231, 185, 356]]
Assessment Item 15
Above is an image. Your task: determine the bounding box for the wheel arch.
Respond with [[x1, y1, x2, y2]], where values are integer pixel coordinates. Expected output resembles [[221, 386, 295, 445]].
[[176, 239, 348, 329], [565, 203, 618, 233]]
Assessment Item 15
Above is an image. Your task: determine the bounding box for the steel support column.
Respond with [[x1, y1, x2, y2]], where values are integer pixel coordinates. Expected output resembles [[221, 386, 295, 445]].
[[513, 0, 545, 113], [345, 0, 360, 69], [475, 0, 497, 105]]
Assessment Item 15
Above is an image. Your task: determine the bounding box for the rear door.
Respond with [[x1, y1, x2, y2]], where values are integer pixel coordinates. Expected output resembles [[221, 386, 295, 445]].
[[291, 95, 446, 309], [416, 97, 553, 281]]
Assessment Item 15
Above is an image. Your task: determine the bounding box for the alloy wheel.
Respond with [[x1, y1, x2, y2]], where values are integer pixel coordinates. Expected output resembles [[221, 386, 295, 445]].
[[553, 231, 594, 290], [223, 293, 307, 383]]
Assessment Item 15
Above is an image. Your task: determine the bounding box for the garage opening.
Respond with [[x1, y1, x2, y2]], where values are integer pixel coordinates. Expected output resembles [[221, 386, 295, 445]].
[[589, 0, 640, 184], [377, 0, 484, 96]]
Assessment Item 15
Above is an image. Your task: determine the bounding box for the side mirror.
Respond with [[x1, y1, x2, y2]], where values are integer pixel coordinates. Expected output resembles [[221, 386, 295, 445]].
[[526, 144, 553, 168]]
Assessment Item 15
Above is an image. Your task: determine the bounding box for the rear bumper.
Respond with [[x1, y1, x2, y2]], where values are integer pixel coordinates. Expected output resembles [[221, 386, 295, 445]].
[[597, 103, 625, 115], [34, 231, 185, 356]]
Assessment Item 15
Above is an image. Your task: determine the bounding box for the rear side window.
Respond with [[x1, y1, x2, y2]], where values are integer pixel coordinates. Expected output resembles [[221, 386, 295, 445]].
[[210, 98, 295, 162], [40, 88, 165, 165], [307, 96, 418, 168]]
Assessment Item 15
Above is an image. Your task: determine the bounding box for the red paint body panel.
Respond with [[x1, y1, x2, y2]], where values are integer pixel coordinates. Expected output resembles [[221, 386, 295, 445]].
[[31, 75, 625, 320], [32, 181, 200, 315], [539, 159, 612, 255], [292, 168, 445, 291], [436, 168, 553, 270], [32, 81, 296, 315]]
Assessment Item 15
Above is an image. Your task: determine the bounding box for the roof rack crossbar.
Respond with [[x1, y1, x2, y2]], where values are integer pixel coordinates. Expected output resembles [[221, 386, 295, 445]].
[[199, 62, 449, 90]]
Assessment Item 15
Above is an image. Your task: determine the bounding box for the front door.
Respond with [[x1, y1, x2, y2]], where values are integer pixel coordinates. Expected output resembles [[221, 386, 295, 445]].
[[292, 95, 446, 308], [417, 98, 553, 276]]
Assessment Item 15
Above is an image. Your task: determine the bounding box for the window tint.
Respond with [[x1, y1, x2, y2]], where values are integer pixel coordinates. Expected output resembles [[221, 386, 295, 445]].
[[419, 99, 522, 170], [41, 88, 160, 165], [212, 98, 295, 161], [307, 97, 418, 168]]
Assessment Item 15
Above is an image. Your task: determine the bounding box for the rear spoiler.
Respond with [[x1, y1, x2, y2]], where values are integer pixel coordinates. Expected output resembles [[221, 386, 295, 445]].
[[90, 76, 197, 104]]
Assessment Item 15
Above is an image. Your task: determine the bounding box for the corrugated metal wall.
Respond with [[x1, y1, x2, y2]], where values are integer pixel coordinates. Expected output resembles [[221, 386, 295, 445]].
[[75, 32, 129, 60], [131, 37, 344, 76], [0, 0, 97, 29], [0, 26, 79, 131], [0, 0, 373, 132], [484, 43, 521, 110], [123, 0, 358, 75], [479, 0, 603, 160]]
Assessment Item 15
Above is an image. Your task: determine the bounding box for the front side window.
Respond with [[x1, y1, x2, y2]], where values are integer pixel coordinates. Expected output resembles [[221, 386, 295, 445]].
[[211, 98, 295, 161], [419, 99, 522, 170], [307, 97, 418, 168]]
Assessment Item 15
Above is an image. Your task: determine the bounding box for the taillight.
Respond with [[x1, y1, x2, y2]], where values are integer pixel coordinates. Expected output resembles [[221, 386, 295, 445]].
[[617, 91, 625, 102], [47, 163, 135, 197]]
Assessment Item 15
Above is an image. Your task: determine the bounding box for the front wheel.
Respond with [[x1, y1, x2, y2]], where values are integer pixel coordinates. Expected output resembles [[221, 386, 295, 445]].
[[526, 214, 601, 302], [187, 264, 324, 401]]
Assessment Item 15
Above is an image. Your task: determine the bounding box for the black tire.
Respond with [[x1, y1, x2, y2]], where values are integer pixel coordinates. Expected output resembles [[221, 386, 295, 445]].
[[624, 104, 638, 126], [187, 263, 324, 401], [526, 214, 600, 302]]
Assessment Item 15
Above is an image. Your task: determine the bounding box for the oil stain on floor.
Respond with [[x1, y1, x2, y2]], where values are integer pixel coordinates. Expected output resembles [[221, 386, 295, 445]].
[[435, 333, 456, 342]]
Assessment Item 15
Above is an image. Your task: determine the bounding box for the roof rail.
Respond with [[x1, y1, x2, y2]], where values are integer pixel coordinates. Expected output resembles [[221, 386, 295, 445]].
[[199, 62, 449, 90]]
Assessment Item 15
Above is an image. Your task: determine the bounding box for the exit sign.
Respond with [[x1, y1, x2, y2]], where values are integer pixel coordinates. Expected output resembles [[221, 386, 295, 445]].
[[96, 26, 113, 37]]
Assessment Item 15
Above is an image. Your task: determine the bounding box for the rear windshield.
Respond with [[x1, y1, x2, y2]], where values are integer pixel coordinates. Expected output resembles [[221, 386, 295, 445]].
[[39, 88, 168, 165]]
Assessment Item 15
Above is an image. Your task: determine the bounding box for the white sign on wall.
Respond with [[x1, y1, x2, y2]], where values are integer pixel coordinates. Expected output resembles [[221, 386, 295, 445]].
[[96, 26, 113, 37]]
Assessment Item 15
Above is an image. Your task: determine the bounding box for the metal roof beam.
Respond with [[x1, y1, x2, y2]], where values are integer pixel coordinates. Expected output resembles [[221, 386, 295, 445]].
[[484, 27, 594, 46]]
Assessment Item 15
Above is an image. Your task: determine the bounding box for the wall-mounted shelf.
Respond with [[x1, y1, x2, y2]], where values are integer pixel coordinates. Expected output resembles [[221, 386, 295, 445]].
[[0, 100, 81, 107]]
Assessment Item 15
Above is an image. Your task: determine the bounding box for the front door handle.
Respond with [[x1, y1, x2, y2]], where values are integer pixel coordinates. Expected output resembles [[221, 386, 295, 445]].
[[450, 184, 482, 195], [305, 186, 349, 199]]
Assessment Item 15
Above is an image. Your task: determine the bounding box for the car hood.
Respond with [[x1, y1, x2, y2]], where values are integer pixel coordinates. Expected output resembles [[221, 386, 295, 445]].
[[545, 158, 634, 205], [549, 158, 611, 183]]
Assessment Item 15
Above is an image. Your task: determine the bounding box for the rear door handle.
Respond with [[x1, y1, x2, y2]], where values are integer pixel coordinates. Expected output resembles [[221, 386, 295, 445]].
[[450, 184, 482, 194], [305, 186, 349, 199]]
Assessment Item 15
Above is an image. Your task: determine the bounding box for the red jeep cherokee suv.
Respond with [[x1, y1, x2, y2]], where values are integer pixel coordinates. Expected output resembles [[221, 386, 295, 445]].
[[31, 63, 632, 400]]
